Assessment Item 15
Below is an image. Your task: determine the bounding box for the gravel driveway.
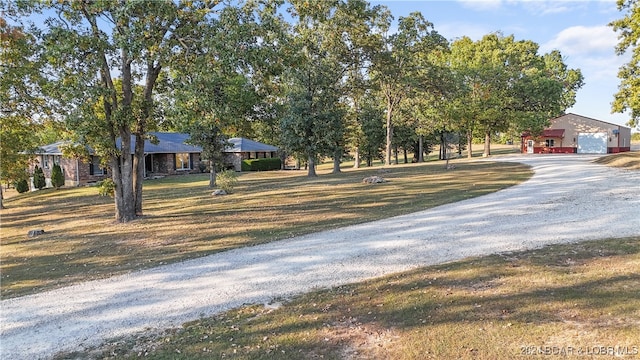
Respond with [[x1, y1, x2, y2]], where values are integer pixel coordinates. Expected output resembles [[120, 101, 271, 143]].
[[1, 154, 639, 360]]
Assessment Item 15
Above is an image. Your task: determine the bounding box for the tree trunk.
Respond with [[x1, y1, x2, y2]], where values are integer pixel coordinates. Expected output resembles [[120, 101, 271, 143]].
[[403, 148, 408, 163], [394, 144, 398, 165], [280, 152, 287, 170], [353, 146, 360, 169], [0, 185, 4, 209], [307, 155, 317, 177], [385, 107, 393, 166], [114, 129, 136, 223], [209, 159, 216, 187], [442, 133, 448, 161], [467, 130, 473, 159], [483, 131, 491, 157], [133, 133, 145, 216], [109, 143, 135, 223], [332, 148, 341, 174], [418, 135, 424, 162]]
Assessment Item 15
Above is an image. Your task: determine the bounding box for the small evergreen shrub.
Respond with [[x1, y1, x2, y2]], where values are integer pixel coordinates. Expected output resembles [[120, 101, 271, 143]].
[[33, 165, 46, 190], [97, 178, 115, 197], [216, 169, 238, 193], [51, 164, 64, 188], [241, 158, 281, 171], [15, 179, 29, 193]]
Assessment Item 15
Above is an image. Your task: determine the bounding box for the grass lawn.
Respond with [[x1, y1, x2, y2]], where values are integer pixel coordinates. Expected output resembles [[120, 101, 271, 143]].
[[60, 236, 640, 360], [593, 151, 640, 170], [1, 158, 531, 298], [4, 149, 639, 359]]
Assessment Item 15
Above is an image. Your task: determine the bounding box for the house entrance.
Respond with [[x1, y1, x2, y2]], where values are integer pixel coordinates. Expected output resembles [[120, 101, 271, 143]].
[[145, 154, 154, 174], [527, 140, 534, 154]]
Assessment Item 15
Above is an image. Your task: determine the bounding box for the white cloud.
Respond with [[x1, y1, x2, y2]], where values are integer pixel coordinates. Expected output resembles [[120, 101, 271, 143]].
[[457, 0, 503, 11], [542, 25, 618, 56], [458, 0, 616, 17], [522, 2, 571, 15]]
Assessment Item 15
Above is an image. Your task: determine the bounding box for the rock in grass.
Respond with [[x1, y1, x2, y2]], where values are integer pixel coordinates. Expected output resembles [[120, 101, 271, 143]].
[[212, 189, 227, 196], [28, 229, 45, 238], [362, 176, 386, 184]]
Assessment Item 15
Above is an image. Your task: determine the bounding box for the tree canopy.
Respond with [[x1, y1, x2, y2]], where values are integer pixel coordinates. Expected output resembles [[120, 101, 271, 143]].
[[3, 0, 587, 219], [0, 18, 44, 208], [610, 0, 640, 129]]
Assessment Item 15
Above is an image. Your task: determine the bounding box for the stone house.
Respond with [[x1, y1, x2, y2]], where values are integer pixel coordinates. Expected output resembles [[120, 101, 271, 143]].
[[31, 133, 203, 187], [223, 137, 279, 171], [31, 133, 279, 188]]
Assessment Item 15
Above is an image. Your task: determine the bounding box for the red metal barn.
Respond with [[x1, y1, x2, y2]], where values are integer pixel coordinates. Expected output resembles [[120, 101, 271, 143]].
[[521, 113, 632, 154]]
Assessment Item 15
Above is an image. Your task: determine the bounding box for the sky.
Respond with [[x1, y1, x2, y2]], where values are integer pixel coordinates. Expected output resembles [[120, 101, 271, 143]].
[[371, 0, 634, 129]]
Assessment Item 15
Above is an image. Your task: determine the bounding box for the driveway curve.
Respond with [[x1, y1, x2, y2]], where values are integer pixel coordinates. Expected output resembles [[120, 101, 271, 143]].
[[1, 154, 639, 359]]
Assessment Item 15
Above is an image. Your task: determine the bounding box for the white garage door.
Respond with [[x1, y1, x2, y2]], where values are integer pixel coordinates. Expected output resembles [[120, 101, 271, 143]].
[[577, 132, 607, 154]]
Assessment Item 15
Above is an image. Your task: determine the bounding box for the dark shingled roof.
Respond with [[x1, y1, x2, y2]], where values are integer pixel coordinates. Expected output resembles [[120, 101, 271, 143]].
[[135, 133, 202, 154], [35, 133, 278, 155], [227, 137, 279, 153], [36, 141, 95, 155]]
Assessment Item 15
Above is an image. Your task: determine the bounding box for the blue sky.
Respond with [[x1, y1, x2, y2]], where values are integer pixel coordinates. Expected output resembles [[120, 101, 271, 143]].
[[371, 0, 633, 128]]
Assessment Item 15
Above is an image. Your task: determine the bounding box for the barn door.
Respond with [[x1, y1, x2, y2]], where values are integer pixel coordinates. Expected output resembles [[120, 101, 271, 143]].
[[577, 133, 607, 154]]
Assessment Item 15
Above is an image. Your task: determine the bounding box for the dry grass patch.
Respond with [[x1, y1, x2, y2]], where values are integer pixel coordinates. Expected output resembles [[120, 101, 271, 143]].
[[593, 151, 640, 170], [70, 237, 640, 360], [1, 160, 531, 298]]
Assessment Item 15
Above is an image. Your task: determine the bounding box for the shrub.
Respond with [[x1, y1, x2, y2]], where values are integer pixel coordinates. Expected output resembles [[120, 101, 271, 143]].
[[216, 169, 238, 193], [15, 179, 29, 193], [33, 165, 46, 190], [97, 178, 115, 197], [51, 164, 64, 188], [241, 158, 281, 171]]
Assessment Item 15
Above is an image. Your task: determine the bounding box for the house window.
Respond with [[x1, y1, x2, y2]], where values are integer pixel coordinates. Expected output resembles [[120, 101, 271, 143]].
[[42, 155, 50, 169], [175, 153, 191, 170], [545, 139, 555, 147], [90, 156, 104, 176]]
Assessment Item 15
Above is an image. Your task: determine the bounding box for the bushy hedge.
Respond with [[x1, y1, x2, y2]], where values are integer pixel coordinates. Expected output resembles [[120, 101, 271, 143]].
[[97, 178, 115, 197], [51, 164, 64, 188], [33, 165, 46, 190], [216, 169, 238, 193], [241, 158, 281, 171], [15, 179, 29, 193]]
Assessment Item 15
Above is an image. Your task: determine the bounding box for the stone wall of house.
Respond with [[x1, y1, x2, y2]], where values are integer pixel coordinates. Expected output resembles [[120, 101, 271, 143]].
[[31, 152, 203, 189], [79, 158, 109, 185], [160, 153, 202, 175], [224, 153, 242, 171], [30, 155, 108, 188], [155, 153, 172, 174], [60, 158, 80, 187]]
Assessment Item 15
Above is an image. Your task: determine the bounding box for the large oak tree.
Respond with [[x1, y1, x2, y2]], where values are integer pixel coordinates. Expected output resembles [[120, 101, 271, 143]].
[[17, 0, 222, 222], [371, 12, 447, 166], [0, 18, 44, 209]]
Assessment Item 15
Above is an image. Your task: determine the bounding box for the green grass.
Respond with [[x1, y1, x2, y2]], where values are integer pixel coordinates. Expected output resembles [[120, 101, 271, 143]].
[[593, 151, 640, 170], [4, 150, 639, 359], [59, 237, 640, 360], [1, 159, 531, 298]]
